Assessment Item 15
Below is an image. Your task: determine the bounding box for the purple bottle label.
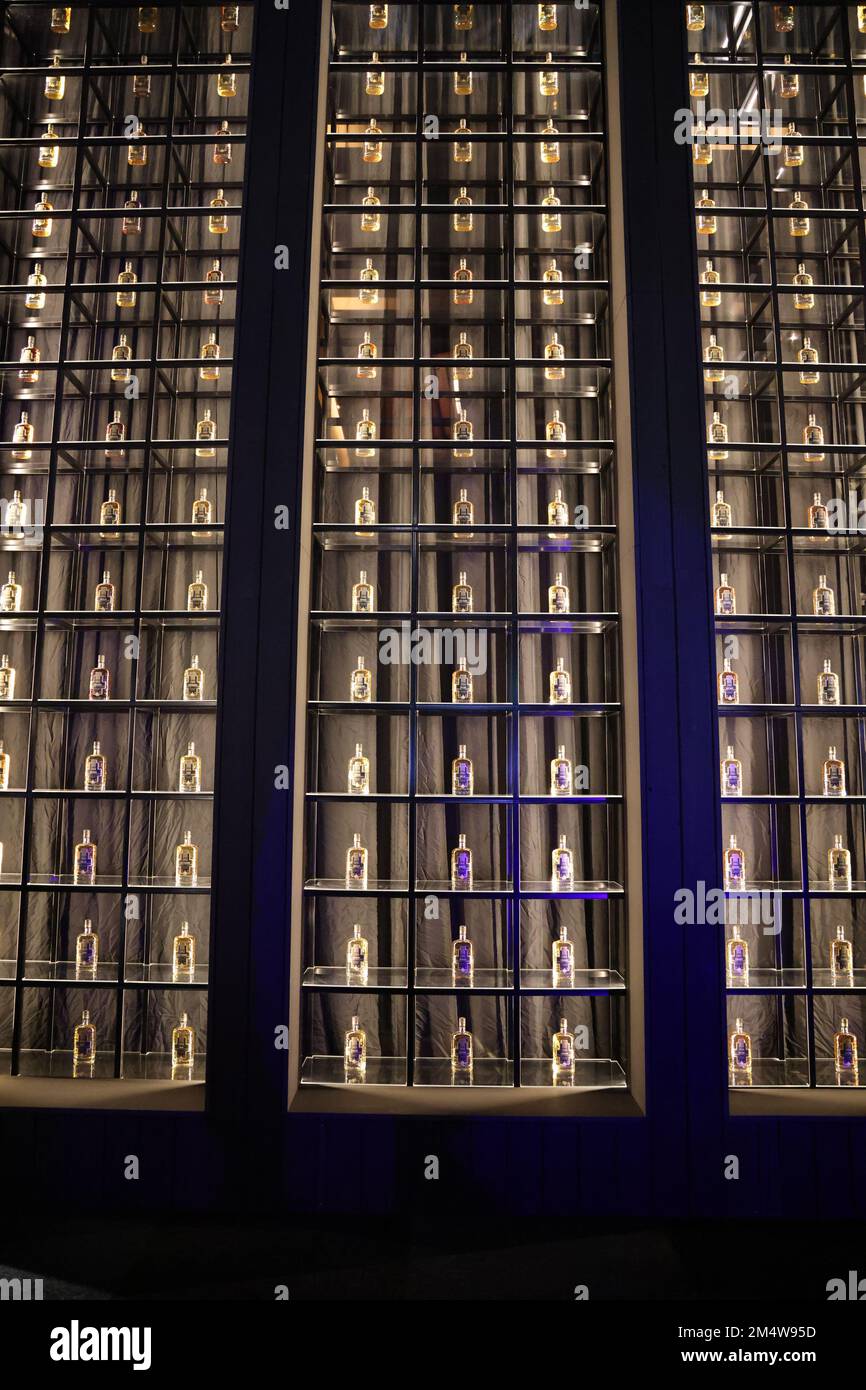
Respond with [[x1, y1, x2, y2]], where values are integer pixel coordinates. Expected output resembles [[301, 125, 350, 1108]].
[[456, 943, 471, 973], [455, 1037, 470, 1067], [557, 946, 572, 974], [730, 944, 745, 976], [455, 851, 470, 881]]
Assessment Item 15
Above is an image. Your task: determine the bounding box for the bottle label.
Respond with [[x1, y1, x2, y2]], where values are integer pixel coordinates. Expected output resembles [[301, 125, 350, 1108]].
[[78, 938, 96, 967], [826, 764, 843, 792], [553, 674, 570, 701], [351, 673, 369, 701], [86, 760, 104, 790], [454, 851, 471, 882], [349, 943, 366, 969], [729, 943, 746, 976], [175, 941, 193, 968], [454, 503, 472, 525], [456, 943, 472, 974], [549, 504, 568, 526], [455, 1037, 471, 1067], [832, 945, 851, 976], [555, 853, 572, 882], [454, 761, 471, 791], [76, 1029, 94, 1059], [724, 762, 740, 793], [454, 673, 472, 700], [733, 1038, 748, 1068], [816, 592, 832, 614], [77, 847, 95, 877], [348, 1040, 363, 1064], [355, 589, 371, 612], [348, 851, 365, 880], [0, 674, 11, 698], [90, 672, 109, 699], [718, 590, 734, 614], [551, 589, 567, 613], [349, 760, 367, 793], [839, 1039, 855, 1069], [181, 762, 198, 790], [454, 588, 471, 613], [554, 763, 571, 791], [556, 946, 572, 975], [727, 851, 743, 883], [831, 855, 849, 883], [185, 672, 202, 698], [177, 850, 195, 877], [175, 1034, 192, 1062], [721, 674, 737, 701], [556, 1040, 573, 1067]]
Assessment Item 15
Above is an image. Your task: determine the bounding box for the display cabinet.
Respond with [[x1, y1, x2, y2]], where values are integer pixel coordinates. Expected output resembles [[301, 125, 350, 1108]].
[[0, 0, 253, 1100], [685, 0, 866, 1095], [289, 0, 645, 1111]]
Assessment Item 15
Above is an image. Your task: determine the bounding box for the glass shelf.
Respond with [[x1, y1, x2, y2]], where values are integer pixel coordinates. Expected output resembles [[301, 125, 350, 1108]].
[[300, 1055, 408, 1087]]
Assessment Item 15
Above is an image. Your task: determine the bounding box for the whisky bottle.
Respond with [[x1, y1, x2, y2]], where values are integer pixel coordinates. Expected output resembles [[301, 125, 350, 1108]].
[[859, 4, 866, 33], [352, 569, 374, 613], [808, 491, 828, 529], [25, 268, 47, 311], [94, 570, 116, 613], [696, 197, 716, 242], [551, 834, 574, 891], [454, 119, 472, 164], [11, 412, 33, 461], [32, 195, 53, 239], [355, 408, 377, 457], [346, 924, 369, 983], [0, 572, 21, 613], [548, 488, 569, 530], [89, 654, 110, 701], [172, 1013, 195, 1071], [18, 336, 40, 385], [544, 332, 566, 380], [829, 835, 852, 889], [354, 486, 376, 532], [452, 744, 473, 796], [346, 833, 368, 889], [348, 742, 370, 796], [195, 408, 217, 457], [344, 1015, 367, 1077], [451, 1016, 473, 1073], [540, 53, 559, 98], [128, 121, 147, 166], [356, 331, 378, 380], [0, 655, 16, 700], [780, 54, 799, 100], [724, 834, 745, 890], [75, 919, 98, 974], [700, 259, 721, 307], [718, 657, 738, 704], [183, 654, 204, 702], [792, 262, 814, 310], [548, 571, 570, 614], [204, 259, 225, 305], [200, 332, 220, 380], [454, 54, 473, 97], [187, 571, 208, 612], [111, 334, 132, 381], [45, 56, 65, 101], [452, 924, 473, 980], [452, 410, 474, 458], [704, 334, 724, 382], [803, 413, 824, 462], [692, 121, 712, 167], [538, 3, 558, 31], [453, 488, 474, 531], [823, 745, 846, 797], [138, 5, 157, 31], [0, 742, 9, 791], [834, 1018, 859, 1081], [51, 6, 72, 33], [540, 118, 560, 165], [172, 921, 196, 977], [830, 924, 853, 984], [552, 927, 574, 983], [707, 410, 728, 460], [452, 257, 474, 305], [133, 56, 151, 99], [38, 123, 59, 169], [452, 657, 474, 703], [542, 186, 562, 234], [711, 489, 732, 527], [686, 1, 705, 27], [116, 261, 137, 308], [452, 331, 473, 380], [360, 188, 381, 234], [550, 744, 572, 797], [73, 828, 97, 884], [175, 830, 199, 886], [550, 656, 571, 704], [546, 410, 567, 458], [818, 658, 839, 706], [122, 193, 142, 236], [359, 258, 380, 306], [351, 655, 372, 704], [213, 121, 233, 166], [454, 3, 474, 29], [218, 55, 237, 99], [84, 740, 106, 791], [714, 572, 735, 616], [363, 119, 383, 164], [179, 741, 202, 794], [689, 54, 709, 98], [774, 3, 795, 31], [784, 122, 803, 168], [726, 930, 749, 986], [104, 410, 126, 458], [452, 571, 473, 614], [192, 489, 212, 527], [221, 3, 240, 31], [209, 190, 229, 235], [5, 491, 26, 531], [798, 336, 819, 384], [451, 833, 473, 890], [73, 1010, 96, 1069], [729, 1017, 752, 1078], [813, 573, 835, 616], [543, 258, 564, 305], [366, 53, 384, 98], [453, 187, 473, 233], [720, 744, 742, 797], [552, 1017, 575, 1079]]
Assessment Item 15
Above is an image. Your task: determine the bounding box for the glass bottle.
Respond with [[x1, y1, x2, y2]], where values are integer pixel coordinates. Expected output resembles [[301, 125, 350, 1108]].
[[128, 122, 147, 167], [453, 488, 474, 531], [689, 53, 709, 98], [73, 828, 96, 884], [175, 830, 198, 886], [187, 570, 208, 612], [352, 569, 374, 613], [551, 834, 574, 891], [784, 122, 803, 167], [552, 927, 574, 983], [84, 740, 106, 791], [45, 56, 65, 101], [543, 257, 564, 306], [541, 118, 560, 165], [363, 119, 383, 164], [0, 572, 21, 613], [451, 1016, 473, 1073], [686, 3, 705, 29], [546, 410, 567, 458], [549, 656, 571, 704], [454, 54, 473, 97], [179, 741, 202, 794], [693, 121, 712, 167], [221, 3, 240, 31], [803, 413, 824, 462], [552, 1017, 575, 1080], [183, 654, 204, 702], [94, 570, 115, 612], [346, 924, 369, 983], [138, 5, 157, 31], [774, 4, 795, 31], [813, 573, 835, 616], [360, 188, 381, 234], [11, 412, 33, 461], [89, 653, 109, 701], [346, 833, 368, 889], [355, 408, 377, 457], [452, 924, 473, 981], [550, 744, 572, 797], [172, 1013, 195, 1071], [789, 194, 810, 238], [544, 332, 566, 381], [548, 571, 570, 614], [75, 918, 98, 974], [195, 409, 217, 457], [218, 55, 237, 99], [829, 835, 851, 889], [18, 336, 40, 384], [726, 930, 749, 986], [452, 258, 474, 305], [454, 118, 472, 164], [344, 1015, 367, 1077], [548, 488, 569, 530], [213, 120, 232, 166], [354, 486, 375, 532], [808, 491, 828, 530], [542, 186, 562, 234], [366, 53, 384, 98], [452, 410, 474, 458], [452, 571, 473, 614], [116, 261, 137, 308], [721, 744, 742, 797], [831, 924, 853, 984], [452, 331, 473, 381], [724, 834, 746, 890], [714, 571, 735, 615], [351, 655, 372, 704], [453, 187, 473, 233], [451, 833, 473, 890], [798, 335, 819, 384], [454, 3, 474, 30], [192, 488, 212, 528], [356, 331, 378, 380], [818, 658, 839, 706], [208, 189, 229, 235], [711, 490, 732, 527], [792, 262, 814, 310], [0, 655, 16, 700], [38, 123, 59, 169], [111, 333, 132, 382], [717, 656, 739, 706], [25, 268, 47, 311], [707, 410, 728, 460], [73, 1010, 95, 1068], [452, 744, 473, 796], [823, 745, 846, 797], [359, 258, 380, 305], [452, 657, 474, 703], [860, 4, 866, 33], [538, 3, 558, 32], [700, 259, 721, 307], [780, 54, 799, 100], [729, 1017, 752, 1079], [51, 7, 72, 33], [133, 55, 151, 99], [200, 332, 220, 380], [834, 1018, 859, 1081], [347, 742, 370, 796], [0, 741, 9, 791], [5, 491, 26, 531], [32, 195, 53, 239], [703, 334, 724, 383], [173, 921, 195, 977], [104, 410, 126, 458], [540, 53, 559, 98], [204, 259, 225, 305], [696, 193, 716, 236]]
